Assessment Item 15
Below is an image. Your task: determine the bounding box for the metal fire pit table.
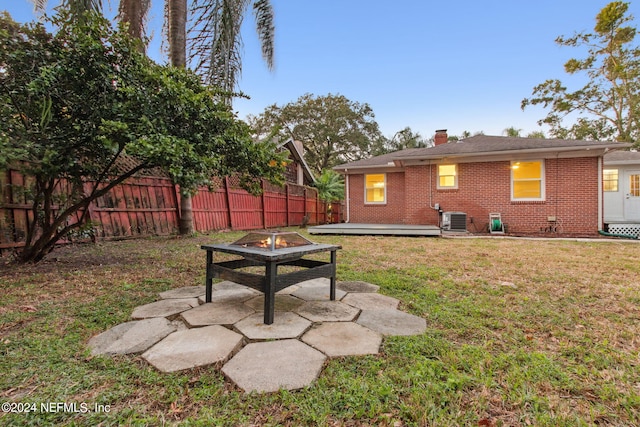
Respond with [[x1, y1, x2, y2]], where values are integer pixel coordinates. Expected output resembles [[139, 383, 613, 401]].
[[201, 231, 341, 324]]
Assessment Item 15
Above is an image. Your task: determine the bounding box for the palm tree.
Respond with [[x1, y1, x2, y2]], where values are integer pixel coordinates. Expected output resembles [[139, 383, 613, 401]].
[[29, 0, 103, 20], [169, 0, 276, 232], [118, 0, 151, 45], [503, 126, 522, 137], [188, 0, 274, 98], [313, 170, 344, 224], [526, 130, 546, 139], [314, 170, 344, 202]]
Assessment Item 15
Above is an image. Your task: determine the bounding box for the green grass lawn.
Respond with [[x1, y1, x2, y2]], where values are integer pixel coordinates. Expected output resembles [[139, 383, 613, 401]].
[[1, 231, 639, 426]]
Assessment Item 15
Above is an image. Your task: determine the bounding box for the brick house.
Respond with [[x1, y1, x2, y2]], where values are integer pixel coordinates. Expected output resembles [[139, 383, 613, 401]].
[[333, 132, 630, 235]]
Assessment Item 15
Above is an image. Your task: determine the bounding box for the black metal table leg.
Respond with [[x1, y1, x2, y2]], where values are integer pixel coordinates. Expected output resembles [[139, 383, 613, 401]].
[[264, 261, 277, 324], [330, 249, 337, 300], [205, 250, 213, 303]]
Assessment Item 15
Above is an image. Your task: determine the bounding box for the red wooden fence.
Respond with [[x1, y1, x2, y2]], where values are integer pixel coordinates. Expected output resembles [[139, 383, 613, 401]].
[[0, 169, 342, 255]]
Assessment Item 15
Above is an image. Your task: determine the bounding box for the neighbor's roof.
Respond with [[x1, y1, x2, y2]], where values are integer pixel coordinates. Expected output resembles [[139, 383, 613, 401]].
[[603, 149, 640, 164], [334, 135, 632, 170], [279, 138, 316, 183]]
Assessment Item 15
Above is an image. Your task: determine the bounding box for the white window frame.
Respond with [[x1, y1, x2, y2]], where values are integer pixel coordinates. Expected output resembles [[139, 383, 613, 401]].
[[437, 164, 458, 189], [511, 160, 545, 201], [364, 173, 387, 204], [603, 169, 619, 192]]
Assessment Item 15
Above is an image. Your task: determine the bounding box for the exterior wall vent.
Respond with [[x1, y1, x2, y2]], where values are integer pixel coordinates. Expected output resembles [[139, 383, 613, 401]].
[[442, 212, 467, 231]]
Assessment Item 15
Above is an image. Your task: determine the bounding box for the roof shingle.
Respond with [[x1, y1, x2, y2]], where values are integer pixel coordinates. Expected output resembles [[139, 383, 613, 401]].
[[334, 135, 631, 170]]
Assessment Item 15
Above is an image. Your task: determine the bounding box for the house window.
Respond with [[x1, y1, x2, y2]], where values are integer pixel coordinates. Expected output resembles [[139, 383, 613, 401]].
[[438, 164, 458, 189], [511, 160, 544, 200], [631, 174, 640, 197], [603, 169, 619, 192], [365, 174, 386, 203]]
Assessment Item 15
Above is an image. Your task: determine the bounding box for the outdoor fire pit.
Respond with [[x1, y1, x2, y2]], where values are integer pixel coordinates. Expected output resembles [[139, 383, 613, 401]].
[[201, 231, 341, 324]]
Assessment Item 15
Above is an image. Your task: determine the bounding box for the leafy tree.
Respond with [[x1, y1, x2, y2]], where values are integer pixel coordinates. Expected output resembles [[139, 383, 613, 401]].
[[522, 1, 640, 145], [249, 93, 384, 174], [25, 1, 277, 235], [0, 11, 285, 262]]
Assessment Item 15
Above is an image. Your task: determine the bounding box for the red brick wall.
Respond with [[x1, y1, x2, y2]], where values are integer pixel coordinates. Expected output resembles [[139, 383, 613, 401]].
[[346, 157, 601, 235], [348, 172, 406, 223]]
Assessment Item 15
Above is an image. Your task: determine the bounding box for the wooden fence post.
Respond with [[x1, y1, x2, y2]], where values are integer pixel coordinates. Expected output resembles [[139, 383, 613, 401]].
[[171, 183, 181, 233], [261, 180, 267, 229], [285, 183, 290, 227], [224, 176, 233, 229], [303, 187, 308, 218]]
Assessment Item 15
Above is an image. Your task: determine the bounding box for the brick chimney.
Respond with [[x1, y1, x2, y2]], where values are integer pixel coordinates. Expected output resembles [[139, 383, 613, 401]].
[[434, 129, 448, 146]]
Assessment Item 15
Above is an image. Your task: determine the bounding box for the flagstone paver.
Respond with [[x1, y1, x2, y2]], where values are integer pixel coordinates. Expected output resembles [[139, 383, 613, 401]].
[[142, 325, 243, 373], [159, 286, 205, 299], [197, 281, 260, 304], [356, 309, 427, 336], [234, 312, 312, 340], [244, 294, 305, 312], [131, 298, 200, 319], [180, 302, 254, 327], [291, 284, 346, 301], [295, 301, 360, 322], [88, 317, 176, 355], [301, 322, 382, 357], [336, 281, 380, 293], [221, 339, 326, 393], [342, 292, 400, 311]]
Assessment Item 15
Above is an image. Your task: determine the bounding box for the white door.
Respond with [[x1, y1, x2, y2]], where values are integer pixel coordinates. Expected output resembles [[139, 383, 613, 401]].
[[624, 170, 640, 221]]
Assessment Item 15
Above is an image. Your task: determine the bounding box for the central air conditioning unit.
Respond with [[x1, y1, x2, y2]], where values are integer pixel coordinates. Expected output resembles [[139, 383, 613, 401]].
[[441, 212, 467, 231]]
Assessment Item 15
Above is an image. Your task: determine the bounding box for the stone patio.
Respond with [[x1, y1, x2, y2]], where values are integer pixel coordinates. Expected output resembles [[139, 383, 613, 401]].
[[88, 278, 427, 393]]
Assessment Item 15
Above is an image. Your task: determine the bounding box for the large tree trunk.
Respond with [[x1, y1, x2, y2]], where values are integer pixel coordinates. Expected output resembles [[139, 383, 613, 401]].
[[168, 0, 187, 68], [118, 0, 151, 52], [168, 0, 193, 234]]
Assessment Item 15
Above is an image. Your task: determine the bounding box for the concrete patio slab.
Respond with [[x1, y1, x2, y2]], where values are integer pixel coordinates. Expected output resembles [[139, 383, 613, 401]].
[[181, 302, 254, 327], [295, 301, 361, 322], [131, 298, 200, 320], [88, 317, 176, 356], [222, 339, 326, 393], [337, 281, 380, 293], [342, 293, 399, 311], [244, 294, 305, 312], [159, 286, 205, 299], [356, 309, 427, 336], [234, 312, 312, 340], [301, 322, 382, 357], [142, 325, 243, 373]]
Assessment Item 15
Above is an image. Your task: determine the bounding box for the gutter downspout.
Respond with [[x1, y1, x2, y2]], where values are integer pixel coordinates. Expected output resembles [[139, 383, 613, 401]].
[[345, 172, 350, 223], [429, 160, 435, 209], [598, 156, 603, 231]]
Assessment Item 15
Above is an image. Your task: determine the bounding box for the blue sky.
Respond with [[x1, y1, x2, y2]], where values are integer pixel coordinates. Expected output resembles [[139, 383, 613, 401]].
[[4, 0, 639, 140]]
